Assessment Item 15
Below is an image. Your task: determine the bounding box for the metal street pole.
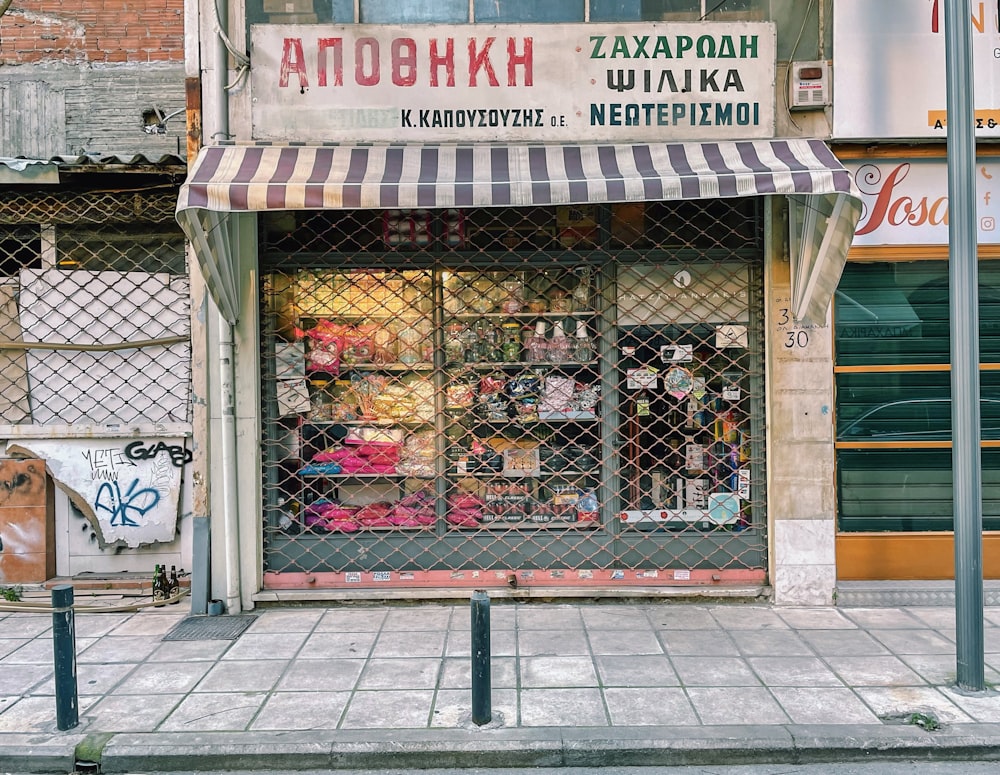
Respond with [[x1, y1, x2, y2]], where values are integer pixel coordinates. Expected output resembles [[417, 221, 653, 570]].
[[944, 0, 985, 692]]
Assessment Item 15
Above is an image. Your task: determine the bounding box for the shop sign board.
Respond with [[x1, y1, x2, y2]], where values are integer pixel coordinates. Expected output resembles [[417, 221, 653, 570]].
[[846, 159, 1000, 246], [833, 0, 1000, 140], [617, 264, 749, 325], [250, 22, 776, 143]]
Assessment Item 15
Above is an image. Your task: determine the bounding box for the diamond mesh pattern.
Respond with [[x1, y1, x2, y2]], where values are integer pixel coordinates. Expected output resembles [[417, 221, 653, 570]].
[[260, 201, 765, 577], [0, 191, 190, 426]]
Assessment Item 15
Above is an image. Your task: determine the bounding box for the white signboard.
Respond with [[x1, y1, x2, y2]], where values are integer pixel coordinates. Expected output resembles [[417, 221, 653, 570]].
[[617, 264, 749, 325], [250, 22, 776, 142], [846, 159, 1000, 246], [833, 0, 1000, 140], [9, 438, 188, 548]]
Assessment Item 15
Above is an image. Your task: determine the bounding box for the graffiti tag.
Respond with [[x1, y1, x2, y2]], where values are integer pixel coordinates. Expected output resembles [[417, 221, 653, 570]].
[[83, 448, 135, 481], [124, 441, 192, 467], [94, 479, 161, 528]]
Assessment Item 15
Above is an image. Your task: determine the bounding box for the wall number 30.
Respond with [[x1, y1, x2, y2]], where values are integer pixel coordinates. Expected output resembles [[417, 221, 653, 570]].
[[784, 330, 810, 349]]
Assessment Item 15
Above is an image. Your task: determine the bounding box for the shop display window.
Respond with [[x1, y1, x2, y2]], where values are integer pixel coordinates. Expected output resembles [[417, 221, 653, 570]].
[[260, 202, 765, 576]]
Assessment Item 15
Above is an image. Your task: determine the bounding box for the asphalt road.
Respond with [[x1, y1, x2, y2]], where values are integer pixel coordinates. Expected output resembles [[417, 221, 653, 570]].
[[10, 764, 996, 775]]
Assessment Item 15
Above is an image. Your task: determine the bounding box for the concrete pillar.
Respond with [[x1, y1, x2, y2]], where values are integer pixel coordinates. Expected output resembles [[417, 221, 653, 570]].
[[766, 206, 838, 606]]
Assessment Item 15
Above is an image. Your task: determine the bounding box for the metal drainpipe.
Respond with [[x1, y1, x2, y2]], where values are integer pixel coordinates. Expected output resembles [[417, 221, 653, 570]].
[[212, 0, 242, 614], [220, 318, 242, 614]]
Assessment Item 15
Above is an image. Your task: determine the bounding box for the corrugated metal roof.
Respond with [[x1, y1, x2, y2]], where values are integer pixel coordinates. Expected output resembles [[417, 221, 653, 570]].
[[0, 157, 60, 184], [46, 153, 187, 168], [0, 153, 187, 178]]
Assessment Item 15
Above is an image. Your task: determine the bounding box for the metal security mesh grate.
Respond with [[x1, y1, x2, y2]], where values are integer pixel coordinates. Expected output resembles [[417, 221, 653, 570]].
[[260, 201, 765, 580], [162, 615, 259, 641], [0, 190, 190, 426]]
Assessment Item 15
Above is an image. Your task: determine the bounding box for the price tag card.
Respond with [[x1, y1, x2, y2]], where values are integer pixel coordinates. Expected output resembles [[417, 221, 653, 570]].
[[715, 324, 748, 349], [626, 367, 659, 390]]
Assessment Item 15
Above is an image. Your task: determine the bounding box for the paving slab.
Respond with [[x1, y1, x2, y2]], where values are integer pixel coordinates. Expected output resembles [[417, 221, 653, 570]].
[[3, 601, 1000, 772]]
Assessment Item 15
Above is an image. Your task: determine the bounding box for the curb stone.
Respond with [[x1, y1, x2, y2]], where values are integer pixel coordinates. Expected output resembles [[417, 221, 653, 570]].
[[21, 724, 996, 773], [0, 732, 85, 774]]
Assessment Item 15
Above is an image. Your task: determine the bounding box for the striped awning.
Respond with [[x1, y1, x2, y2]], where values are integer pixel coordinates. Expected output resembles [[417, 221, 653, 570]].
[[176, 140, 861, 325]]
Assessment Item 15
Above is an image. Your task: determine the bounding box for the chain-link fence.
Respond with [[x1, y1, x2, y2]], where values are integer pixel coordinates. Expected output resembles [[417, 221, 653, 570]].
[[0, 190, 190, 427], [260, 199, 765, 580]]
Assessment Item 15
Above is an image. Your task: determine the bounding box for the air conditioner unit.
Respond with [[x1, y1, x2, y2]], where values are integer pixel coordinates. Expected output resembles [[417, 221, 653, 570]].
[[789, 60, 830, 109]]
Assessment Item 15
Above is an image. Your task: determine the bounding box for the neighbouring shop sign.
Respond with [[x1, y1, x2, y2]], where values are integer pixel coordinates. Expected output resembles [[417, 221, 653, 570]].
[[846, 159, 1000, 246], [833, 0, 1000, 140], [250, 22, 776, 142]]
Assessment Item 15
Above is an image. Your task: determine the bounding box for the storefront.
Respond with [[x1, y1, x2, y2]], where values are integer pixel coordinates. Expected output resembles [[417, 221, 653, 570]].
[[177, 16, 860, 602], [832, 152, 1000, 580], [831, 0, 1000, 581]]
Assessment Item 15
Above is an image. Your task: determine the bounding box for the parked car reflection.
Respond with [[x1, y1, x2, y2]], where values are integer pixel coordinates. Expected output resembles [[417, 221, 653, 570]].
[[838, 398, 1000, 441]]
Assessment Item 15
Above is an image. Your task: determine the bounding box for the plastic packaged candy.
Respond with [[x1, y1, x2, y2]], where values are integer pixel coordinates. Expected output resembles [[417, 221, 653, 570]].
[[506, 374, 541, 398], [576, 489, 599, 522], [447, 379, 477, 409]]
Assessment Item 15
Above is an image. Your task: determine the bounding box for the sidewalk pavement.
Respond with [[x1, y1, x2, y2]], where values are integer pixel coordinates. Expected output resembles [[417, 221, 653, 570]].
[[3, 599, 1000, 773]]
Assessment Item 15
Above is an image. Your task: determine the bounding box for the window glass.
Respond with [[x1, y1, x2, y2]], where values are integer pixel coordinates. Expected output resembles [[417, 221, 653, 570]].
[[474, 0, 584, 22], [360, 0, 467, 23], [835, 260, 1000, 367], [836, 371, 952, 442], [590, 0, 643, 20], [837, 449, 1000, 532], [835, 262, 949, 366], [598, 0, 763, 21], [836, 371, 1000, 442]]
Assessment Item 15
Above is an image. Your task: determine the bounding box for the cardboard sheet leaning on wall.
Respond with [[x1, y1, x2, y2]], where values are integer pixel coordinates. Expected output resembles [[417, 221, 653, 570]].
[[6, 438, 187, 548]]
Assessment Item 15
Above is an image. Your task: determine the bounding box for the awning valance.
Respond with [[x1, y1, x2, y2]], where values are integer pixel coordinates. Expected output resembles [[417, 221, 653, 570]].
[[176, 139, 861, 325]]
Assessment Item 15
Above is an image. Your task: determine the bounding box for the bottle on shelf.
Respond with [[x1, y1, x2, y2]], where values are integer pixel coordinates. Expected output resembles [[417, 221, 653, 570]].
[[445, 323, 466, 363], [572, 320, 594, 362], [550, 289, 573, 313], [500, 278, 524, 314], [461, 324, 479, 363], [573, 268, 592, 310], [474, 319, 501, 362], [547, 319, 572, 363], [526, 321, 548, 363], [396, 322, 422, 365], [501, 320, 522, 362]]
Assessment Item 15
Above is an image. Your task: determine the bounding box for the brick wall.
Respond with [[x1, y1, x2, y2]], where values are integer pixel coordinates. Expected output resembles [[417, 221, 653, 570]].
[[0, 1, 185, 65]]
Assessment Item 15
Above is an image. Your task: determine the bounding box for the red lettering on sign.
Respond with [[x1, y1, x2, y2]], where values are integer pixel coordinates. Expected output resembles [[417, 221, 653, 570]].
[[279, 38, 308, 88], [355, 37, 380, 86], [507, 37, 533, 86], [275, 36, 536, 90], [317, 38, 343, 87], [392, 38, 417, 86], [468, 37, 499, 87], [929, 196, 949, 226], [429, 38, 456, 87], [855, 163, 951, 236]]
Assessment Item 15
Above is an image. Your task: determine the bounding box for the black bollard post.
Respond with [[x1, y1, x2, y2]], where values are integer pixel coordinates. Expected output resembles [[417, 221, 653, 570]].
[[51, 584, 79, 731], [470, 589, 491, 726]]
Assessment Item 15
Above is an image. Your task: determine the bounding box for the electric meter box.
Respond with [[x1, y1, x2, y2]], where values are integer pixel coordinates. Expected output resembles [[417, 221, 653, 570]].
[[788, 60, 830, 109]]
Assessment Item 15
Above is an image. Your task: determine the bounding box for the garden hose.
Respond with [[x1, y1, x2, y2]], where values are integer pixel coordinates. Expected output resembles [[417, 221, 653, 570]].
[[0, 587, 190, 614]]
